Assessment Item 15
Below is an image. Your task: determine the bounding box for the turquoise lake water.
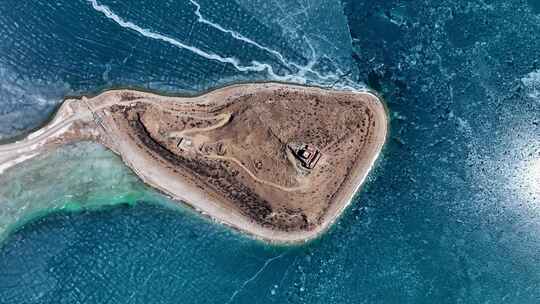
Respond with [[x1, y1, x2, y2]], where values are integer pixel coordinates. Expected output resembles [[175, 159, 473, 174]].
[[1, 0, 540, 303]]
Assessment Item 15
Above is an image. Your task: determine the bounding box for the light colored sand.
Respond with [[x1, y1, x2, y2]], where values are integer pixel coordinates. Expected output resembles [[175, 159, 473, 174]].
[[0, 83, 388, 244]]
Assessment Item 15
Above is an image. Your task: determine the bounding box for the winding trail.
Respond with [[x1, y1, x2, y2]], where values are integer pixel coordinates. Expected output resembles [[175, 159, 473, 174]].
[[207, 154, 307, 192], [168, 112, 306, 192], [0, 83, 388, 244], [168, 112, 232, 138]]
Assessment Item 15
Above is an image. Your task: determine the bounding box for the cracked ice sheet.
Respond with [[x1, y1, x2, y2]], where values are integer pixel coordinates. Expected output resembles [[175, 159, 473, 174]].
[[234, 0, 358, 81], [522, 69, 540, 101], [0, 66, 70, 141], [86, 0, 358, 85], [0, 0, 357, 138]]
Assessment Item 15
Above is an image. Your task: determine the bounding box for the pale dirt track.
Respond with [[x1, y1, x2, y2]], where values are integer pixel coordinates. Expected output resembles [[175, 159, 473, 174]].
[[0, 83, 388, 244]]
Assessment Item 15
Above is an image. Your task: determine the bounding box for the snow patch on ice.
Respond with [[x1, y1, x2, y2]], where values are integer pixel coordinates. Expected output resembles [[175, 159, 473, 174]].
[[522, 70, 540, 101]]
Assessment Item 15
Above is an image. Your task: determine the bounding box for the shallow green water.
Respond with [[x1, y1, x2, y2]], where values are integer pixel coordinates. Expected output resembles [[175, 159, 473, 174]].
[[1, 0, 540, 303], [0, 142, 170, 239]]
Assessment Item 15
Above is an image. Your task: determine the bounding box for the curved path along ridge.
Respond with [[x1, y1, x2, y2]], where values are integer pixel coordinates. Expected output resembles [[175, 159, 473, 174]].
[[0, 83, 387, 244]]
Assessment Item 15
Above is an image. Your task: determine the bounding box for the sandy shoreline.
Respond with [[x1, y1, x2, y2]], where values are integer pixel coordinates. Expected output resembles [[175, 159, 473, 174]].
[[0, 82, 388, 244]]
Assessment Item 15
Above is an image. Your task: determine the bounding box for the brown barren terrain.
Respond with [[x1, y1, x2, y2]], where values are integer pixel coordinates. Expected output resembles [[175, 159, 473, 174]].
[[0, 83, 387, 243]]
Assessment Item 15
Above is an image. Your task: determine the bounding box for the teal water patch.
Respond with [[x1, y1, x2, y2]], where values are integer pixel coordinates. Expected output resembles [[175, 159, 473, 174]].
[[0, 142, 169, 240], [0, 202, 290, 304], [528, 0, 540, 14]]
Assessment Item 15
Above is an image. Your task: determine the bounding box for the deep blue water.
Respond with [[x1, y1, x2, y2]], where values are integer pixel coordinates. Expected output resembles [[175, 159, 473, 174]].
[[1, 0, 540, 303]]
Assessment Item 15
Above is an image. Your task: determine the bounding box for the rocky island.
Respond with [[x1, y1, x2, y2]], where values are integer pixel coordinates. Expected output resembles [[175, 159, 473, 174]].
[[0, 83, 387, 243]]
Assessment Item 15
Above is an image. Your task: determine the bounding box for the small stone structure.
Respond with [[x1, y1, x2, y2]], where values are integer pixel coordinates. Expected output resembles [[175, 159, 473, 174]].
[[293, 144, 321, 169]]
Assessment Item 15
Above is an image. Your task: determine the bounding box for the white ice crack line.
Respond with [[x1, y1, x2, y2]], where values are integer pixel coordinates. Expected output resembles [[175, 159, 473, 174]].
[[87, 0, 346, 85], [225, 252, 286, 304], [189, 0, 334, 82], [87, 0, 277, 75], [188, 0, 291, 70]]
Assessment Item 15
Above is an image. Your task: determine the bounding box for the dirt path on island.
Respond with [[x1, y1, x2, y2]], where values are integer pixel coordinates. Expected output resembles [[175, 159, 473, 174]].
[[0, 83, 388, 244]]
